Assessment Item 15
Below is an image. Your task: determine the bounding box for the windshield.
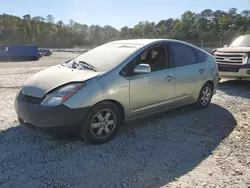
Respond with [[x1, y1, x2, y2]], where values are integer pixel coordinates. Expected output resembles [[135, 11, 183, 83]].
[[65, 43, 142, 71], [230, 35, 250, 47]]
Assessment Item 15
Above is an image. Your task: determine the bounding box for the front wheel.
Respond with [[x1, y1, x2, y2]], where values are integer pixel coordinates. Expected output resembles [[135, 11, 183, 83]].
[[80, 102, 121, 145], [195, 83, 213, 109]]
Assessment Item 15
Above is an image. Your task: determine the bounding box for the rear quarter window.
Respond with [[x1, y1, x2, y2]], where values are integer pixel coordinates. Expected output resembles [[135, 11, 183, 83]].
[[170, 43, 197, 67], [195, 48, 207, 63]]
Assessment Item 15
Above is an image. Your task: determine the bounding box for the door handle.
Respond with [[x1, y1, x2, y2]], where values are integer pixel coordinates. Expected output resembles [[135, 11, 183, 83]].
[[165, 75, 173, 81], [199, 69, 204, 74]]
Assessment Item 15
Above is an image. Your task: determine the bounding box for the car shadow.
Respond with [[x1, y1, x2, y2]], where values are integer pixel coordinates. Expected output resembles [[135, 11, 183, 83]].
[[0, 104, 236, 188], [218, 79, 250, 99]]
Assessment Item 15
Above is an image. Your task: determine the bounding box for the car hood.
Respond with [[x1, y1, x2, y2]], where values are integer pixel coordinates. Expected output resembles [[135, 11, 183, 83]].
[[216, 47, 250, 53], [22, 65, 100, 98]]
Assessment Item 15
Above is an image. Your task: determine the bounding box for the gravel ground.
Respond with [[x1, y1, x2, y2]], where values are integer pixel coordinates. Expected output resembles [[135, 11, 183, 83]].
[[0, 53, 249, 188]]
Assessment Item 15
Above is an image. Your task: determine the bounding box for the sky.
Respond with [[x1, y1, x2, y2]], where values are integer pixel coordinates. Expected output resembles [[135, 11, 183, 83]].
[[1, 0, 250, 29]]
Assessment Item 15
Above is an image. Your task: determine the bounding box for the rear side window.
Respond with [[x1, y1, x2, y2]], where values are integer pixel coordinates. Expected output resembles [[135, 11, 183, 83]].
[[195, 48, 207, 63], [170, 43, 196, 67]]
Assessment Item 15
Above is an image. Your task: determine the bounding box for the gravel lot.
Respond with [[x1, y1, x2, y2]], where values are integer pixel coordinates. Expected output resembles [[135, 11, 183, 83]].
[[0, 53, 249, 188]]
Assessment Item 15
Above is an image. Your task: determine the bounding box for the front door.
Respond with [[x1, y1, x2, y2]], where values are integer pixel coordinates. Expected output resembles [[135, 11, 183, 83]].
[[129, 45, 175, 118]]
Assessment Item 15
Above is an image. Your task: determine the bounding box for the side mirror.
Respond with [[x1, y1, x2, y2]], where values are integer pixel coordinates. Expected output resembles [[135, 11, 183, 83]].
[[134, 64, 151, 74], [223, 44, 228, 48]]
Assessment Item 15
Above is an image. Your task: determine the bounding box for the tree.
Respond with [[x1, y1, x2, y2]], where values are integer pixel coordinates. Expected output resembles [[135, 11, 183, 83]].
[[1, 8, 250, 48], [46, 15, 54, 23], [132, 22, 145, 38], [120, 26, 131, 39]]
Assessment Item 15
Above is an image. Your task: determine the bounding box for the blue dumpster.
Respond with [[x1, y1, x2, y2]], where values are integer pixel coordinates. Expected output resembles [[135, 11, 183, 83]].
[[0, 45, 39, 61]]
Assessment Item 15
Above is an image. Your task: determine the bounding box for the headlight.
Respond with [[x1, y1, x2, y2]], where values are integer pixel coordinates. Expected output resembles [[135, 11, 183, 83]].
[[243, 53, 250, 64], [41, 83, 86, 106]]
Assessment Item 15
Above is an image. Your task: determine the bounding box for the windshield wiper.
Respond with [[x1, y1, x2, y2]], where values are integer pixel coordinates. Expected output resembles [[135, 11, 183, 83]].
[[79, 61, 96, 71], [72, 60, 96, 72]]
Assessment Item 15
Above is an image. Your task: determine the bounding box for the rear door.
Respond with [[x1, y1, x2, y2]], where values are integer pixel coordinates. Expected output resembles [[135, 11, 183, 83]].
[[169, 42, 206, 103]]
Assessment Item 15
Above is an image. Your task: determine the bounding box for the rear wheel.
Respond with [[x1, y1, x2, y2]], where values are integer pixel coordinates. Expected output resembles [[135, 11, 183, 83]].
[[80, 102, 120, 144], [195, 83, 213, 109]]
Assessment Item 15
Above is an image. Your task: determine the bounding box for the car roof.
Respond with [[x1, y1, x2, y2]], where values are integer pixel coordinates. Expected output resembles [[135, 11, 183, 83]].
[[70, 38, 209, 72], [110, 39, 170, 45], [109, 39, 192, 48]]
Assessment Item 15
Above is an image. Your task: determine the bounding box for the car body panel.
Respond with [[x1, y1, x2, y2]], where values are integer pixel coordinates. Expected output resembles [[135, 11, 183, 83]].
[[218, 68, 250, 80], [215, 47, 250, 53], [213, 35, 250, 80], [129, 68, 175, 118], [64, 69, 131, 119], [174, 62, 206, 102], [15, 39, 219, 132], [22, 65, 100, 98], [15, 92, 89, 128]]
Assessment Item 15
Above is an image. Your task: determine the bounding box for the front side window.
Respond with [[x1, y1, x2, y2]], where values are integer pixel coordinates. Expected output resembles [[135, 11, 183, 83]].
[[132, 46, 168, 72], [170, 43, 196, 67]]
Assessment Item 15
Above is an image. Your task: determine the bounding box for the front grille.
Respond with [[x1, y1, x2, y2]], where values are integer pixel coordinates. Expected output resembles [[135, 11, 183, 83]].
[[19, 92, 43, 104], [214, 52, 247, 64]]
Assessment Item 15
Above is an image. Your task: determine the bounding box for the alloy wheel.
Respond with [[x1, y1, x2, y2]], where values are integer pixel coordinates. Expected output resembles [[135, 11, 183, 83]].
[[90, 109, 116, 139], [200, 86, 212, 106]]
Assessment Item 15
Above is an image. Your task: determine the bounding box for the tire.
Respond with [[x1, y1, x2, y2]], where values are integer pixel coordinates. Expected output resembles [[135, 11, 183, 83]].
[[80, 102, 121, 145], [195, 83, 213, 109]]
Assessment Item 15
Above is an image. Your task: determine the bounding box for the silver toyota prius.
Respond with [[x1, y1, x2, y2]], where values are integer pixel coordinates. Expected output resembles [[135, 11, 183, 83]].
[[15, 39, 219, 144]]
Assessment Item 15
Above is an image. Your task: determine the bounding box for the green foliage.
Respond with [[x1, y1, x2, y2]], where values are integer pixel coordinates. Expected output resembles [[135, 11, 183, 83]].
[[0, 8, 250, 48]]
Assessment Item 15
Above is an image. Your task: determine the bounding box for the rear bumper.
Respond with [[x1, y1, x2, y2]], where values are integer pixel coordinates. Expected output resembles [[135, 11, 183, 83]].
[[218, 63, 250, 79], [14, 91, 90, 138]]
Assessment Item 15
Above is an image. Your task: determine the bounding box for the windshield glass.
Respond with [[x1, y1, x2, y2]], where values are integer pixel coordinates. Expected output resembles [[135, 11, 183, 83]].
[[230, 35, 250, 47], [65, 43, 142, 71]]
